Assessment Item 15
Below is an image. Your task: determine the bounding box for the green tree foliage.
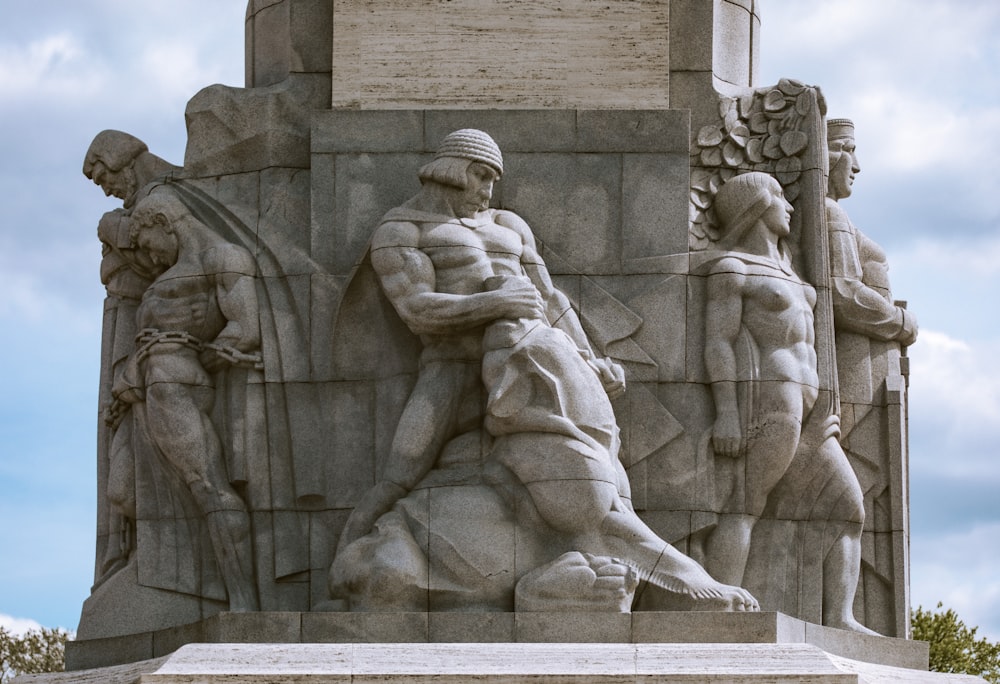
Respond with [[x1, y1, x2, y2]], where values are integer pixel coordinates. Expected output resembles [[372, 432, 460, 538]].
[[913, 603, 1000, 683], [0, 626, 69, 683]]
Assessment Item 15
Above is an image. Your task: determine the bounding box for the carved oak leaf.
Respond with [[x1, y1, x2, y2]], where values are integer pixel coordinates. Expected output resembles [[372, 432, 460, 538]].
[[775, 156, 802, 185], [700, 147, 723, 166], [749, 111, 770, 134], [696, 125, 725, 147], [763, 89, 786, 112], [729, 125, 750, 148], [795, 91, 813, 116], [777, 77, 806, 96], [780, 130, 809, 156], [763, 135, 784, 160], [722, 140, 743, 167]]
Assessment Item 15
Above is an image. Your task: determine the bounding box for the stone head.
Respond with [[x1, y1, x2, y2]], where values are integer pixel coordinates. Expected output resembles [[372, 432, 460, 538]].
[[417, 129, 504, 218], [827, 118, 860, 201], [714, 172, 791, 245], [83, 130, 148, 201], [129, 192, 188, 268]]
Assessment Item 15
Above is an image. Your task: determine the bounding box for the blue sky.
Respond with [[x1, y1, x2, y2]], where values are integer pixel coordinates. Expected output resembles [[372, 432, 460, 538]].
[[1, 1, 998, 641]]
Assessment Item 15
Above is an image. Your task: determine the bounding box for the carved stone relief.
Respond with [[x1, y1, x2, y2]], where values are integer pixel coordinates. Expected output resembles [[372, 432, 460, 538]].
[[826, 118, 917, 636], [75, 109, 918, 659], [699, 171, 873, 635], [65, 3, 928, 675], [325, 129, 758, 615], [71, 82, 928, 684]]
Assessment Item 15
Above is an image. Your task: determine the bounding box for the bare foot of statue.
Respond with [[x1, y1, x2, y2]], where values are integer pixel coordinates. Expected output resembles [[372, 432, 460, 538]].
[[825, 614, 880, 636], [637, 543, 761, 613]]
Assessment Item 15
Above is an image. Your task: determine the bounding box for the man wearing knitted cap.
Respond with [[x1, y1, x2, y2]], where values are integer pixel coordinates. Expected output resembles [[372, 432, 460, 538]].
[[336, 129, 626, 554], [333, 130, 759, 614]]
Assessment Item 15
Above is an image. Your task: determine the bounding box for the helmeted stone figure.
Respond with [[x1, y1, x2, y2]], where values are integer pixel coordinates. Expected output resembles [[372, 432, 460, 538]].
[[826, 118, 918, 634]]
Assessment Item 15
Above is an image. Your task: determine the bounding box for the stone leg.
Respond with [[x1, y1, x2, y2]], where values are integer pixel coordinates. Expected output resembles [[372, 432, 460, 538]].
[[335, 360, 480, 557], [143, 360, 258, 612]]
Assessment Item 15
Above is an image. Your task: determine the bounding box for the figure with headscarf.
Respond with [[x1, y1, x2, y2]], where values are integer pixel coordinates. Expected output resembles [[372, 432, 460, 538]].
[[826, 118, 917, 633], [702, 172, 874, 633]]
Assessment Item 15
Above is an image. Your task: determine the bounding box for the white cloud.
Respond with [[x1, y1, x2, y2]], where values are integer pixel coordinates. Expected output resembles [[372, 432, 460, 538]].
[[889, 235, 1000, 339], [762, 1, 1000, 180], [0, 239, 102, 333], [850, 90, 1000, 176], [138, 40, 229, 110], [895, 235, 1000, 282], [907, 330, 1000, 474], [0, 613, 43, 637], [0, 32, 108, 101]]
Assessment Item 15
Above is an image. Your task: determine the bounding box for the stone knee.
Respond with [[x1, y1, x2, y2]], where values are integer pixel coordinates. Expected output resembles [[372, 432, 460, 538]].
[[525, 480, 616, 534]]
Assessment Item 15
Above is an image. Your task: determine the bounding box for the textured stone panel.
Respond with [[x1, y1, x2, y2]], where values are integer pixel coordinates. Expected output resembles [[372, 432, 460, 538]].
[[330, 0, 670, 109]]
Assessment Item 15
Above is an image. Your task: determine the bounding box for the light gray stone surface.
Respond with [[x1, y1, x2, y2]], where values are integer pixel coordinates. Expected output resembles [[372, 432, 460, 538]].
[[826, 118, 917, 638], [72, 0, 922, 675], [58, 642, 967, 683], [699, 172, 870, 635], [63, 611, 931, 673]]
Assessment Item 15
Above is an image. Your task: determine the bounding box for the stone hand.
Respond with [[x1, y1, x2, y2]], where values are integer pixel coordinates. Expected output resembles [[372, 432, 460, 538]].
[[589, 357, 626, 399], [493, 278, 545, 320], [711, 409, 743, 458], [111, 356, 144, 405], [897, 308, 918, 347]]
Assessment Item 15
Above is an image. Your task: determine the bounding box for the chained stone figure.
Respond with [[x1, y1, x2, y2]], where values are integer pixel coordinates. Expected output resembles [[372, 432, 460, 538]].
[[112, 189, 261, 611]]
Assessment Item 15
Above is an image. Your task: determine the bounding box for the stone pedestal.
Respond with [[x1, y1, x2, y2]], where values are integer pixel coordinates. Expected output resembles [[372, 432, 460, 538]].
[[17, 613, 982, 682], [57, 611, 971, 683]]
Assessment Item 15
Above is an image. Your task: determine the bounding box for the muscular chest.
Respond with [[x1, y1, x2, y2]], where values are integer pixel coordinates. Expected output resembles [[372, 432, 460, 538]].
[[419, 220, 524, 273], [138, 269, 216, 325]]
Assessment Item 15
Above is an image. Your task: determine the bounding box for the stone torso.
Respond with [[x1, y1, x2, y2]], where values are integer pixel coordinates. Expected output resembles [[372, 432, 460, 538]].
[[136, 255, 224, 343], [416, 213, 527, 296], [736, 258, 818, 388]]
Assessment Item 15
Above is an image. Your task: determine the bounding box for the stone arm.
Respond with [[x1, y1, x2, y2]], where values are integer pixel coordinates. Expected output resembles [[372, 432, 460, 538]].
[[494, 210, 625, 399], [827, 201, 917, 346], [704, 259, 746, 458], [371, 220, 543, 336], [207, 244, 261, 353], [97, 209, 157, 294]]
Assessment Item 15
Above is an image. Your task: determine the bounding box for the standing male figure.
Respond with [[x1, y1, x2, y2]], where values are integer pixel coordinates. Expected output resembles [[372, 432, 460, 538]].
[[114, 189, 261, 611], [826, 118, 918, 633], [82, 130, 179, 581]]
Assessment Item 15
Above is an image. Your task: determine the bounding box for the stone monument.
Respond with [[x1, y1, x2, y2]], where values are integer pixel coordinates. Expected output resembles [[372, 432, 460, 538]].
[[56, 1, 980, 682]]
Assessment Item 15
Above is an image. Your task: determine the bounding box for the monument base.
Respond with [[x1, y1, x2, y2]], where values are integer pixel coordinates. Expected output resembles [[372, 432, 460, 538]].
[[20, 612, 988, 683], [18, 641, 988, 684]]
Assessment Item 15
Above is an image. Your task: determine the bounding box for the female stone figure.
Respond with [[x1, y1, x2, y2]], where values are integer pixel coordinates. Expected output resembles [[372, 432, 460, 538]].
[[702, 172, 874, 633]]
